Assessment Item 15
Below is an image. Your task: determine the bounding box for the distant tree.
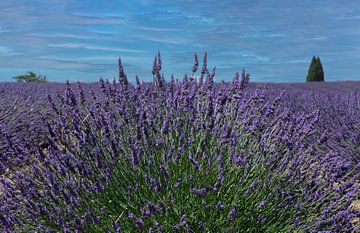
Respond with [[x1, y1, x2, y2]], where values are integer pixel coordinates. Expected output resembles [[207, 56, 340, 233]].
[[316, 57, 324, 81], [13, 71, 48, 83], [306, 56, 324, 82]]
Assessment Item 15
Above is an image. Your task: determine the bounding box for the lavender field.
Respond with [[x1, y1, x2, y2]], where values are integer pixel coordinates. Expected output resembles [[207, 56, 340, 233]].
[[0, 57, 359, 232]]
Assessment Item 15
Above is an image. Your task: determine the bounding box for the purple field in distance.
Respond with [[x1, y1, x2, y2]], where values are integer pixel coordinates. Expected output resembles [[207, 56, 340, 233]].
[[0, 75, 359, 232]]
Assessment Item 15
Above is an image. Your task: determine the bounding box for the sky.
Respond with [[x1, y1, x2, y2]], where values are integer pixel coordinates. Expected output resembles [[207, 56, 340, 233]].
[[0, 0, 359, 83]]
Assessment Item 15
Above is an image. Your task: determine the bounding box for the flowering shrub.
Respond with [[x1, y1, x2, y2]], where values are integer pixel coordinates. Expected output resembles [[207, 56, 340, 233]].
[[0, 54, 358, 232]]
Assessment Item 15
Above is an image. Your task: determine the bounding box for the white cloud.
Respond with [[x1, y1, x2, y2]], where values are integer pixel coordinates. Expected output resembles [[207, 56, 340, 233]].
[[0, 46, 20, 56], [38, 55, 151, 63], [70, 13, 124, 19], [79, 56, 151, 63], [139, 26, 181, 32], [185, 15, 215, 25], [336, 15, 360, 20], [308, 36, 328, 41], [264, 33, 285, 38], [137, 35, 192, 45], [69, 13, 125, 24], [47, 43, 146, 53], [27, 33, 92, 39], [0, 26, 9, 33]]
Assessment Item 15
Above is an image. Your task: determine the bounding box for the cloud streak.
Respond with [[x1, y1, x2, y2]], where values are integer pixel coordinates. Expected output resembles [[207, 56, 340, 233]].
[[47, 43, 146, 53], [0, 46, 20, 56]]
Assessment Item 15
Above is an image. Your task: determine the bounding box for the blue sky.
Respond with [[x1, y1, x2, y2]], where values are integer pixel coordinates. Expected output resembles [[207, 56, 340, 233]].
[[0, 0, 359, 83]]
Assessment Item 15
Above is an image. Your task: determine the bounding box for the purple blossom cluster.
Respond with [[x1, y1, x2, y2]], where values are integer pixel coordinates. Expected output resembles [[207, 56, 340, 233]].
[[0, 83, 67, 175], [0, 53, 359, 232]]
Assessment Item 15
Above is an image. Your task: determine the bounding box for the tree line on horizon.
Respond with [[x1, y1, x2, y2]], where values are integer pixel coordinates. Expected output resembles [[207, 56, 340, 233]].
[[11, 55, 325, 83], [13, 71, 48, 83]]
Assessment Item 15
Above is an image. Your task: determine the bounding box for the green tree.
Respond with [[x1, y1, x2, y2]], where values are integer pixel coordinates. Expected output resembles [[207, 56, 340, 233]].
[[13, 71, 48, 83], [306, 56, 324, 82]]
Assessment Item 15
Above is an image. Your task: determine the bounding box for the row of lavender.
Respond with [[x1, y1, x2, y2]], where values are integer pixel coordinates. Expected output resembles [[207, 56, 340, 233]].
[[0, 55, 359, 232], [0, 83, 49, 175], [249, 82, 360, 175], [1, 81, 359, 179]]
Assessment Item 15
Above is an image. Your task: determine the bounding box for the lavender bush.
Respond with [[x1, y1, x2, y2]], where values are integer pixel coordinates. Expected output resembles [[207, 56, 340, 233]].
[[0, 54, 359, 232]]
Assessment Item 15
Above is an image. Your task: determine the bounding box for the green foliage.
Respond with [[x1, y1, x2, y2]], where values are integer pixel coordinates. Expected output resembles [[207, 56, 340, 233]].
[[306, 56, 324, 82], [13, 71, 48, 83], [79, 129, 304, 232]]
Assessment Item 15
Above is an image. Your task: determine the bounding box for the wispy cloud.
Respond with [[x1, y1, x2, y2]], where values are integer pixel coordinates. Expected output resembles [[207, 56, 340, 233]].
[[38, 55, 150, 63], [68, 13, 125, 25], [336, 15, 360, 20], [0, 27, 10, 33], [47, 43, 146, 53], [0, 46, 20, 56], [184, 14, 215, 25], [27, 33, 93, 40], [139, 26, 181, 32], [87, 30, 118, 36], [79, 56, 151, 63], [137, 35, 193, 45], [70, 13, 124, 19], [307, 36, 328, 41], [264, 33, 285, 38]]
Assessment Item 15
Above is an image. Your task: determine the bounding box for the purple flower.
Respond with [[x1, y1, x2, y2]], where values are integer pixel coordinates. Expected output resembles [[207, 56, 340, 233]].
[[228, 204, 238, 221], [118, 58, 125, 79], [161, 120, 169, 134], [217, 201, 225, 210], [157, 51, 162, 71], [258, 200, 266, 209], [293, 216, 299, 225], [160, 165, 170, 181], [198, 220, 205, 230], [201, 52, 207, 75], [173, 214, 187, 230], [190, 188, 208, 198], [152, 55, 157, 75], [113, 222, 121, 233], [189, 175, 193, 182], [192, 53, 199, 74], [128, 213, 144, 229], [157, 200, 168, 213]]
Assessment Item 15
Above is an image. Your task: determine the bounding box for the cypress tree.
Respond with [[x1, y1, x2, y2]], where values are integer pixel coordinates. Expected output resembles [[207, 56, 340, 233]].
[[306, 56, 316, 82], [316, 57, 324, 81], [306, 56, 324, 82]]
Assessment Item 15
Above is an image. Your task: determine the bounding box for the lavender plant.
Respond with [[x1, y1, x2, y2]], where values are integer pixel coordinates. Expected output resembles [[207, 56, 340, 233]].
[[0, 54, 358, 232]]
